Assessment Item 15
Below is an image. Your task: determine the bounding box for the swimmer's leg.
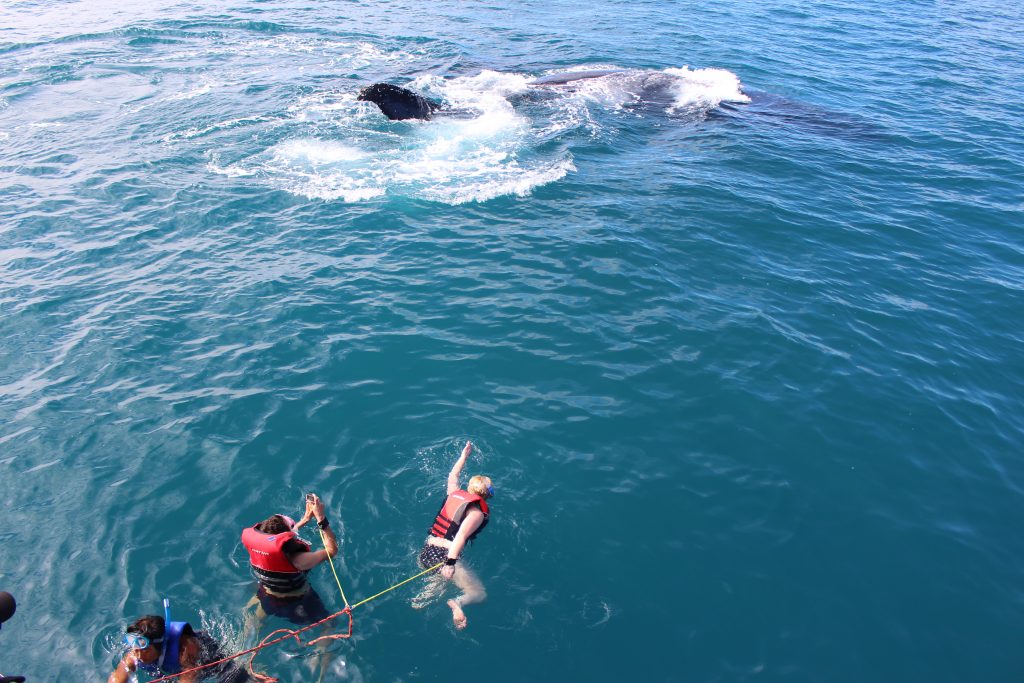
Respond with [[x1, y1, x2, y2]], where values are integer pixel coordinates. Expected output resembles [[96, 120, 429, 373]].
[[313, 620, 337, 683], [447, 564, 485, 630], [242, 594, 266, 645], [298, 589, 334, 683]]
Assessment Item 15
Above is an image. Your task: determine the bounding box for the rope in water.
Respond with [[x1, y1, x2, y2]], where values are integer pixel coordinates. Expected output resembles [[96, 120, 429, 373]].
[[319, 527, 350, 609], [145, 530, 442, 683], [147, 607, 354, 683]]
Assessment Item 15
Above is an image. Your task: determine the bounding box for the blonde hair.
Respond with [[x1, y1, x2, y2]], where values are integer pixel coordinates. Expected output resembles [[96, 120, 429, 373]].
[[467, 475, 493, 497]]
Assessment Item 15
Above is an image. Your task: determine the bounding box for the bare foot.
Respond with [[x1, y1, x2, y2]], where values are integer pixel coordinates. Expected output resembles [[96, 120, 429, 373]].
[[447, 599, 467, 630]]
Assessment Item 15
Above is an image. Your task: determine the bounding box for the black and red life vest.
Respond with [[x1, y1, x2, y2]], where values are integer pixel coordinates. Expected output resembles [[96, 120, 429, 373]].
[[430, 490, 489, 542], [241, 525, 311, 593]]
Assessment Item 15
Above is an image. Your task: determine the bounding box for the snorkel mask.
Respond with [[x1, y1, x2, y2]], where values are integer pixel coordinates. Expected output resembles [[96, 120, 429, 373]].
[[124, 632, 163, 650]]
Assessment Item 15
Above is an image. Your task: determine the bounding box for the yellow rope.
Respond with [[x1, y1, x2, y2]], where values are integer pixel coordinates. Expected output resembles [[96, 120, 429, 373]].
[[350, 563, 443, 610], [318, 527, 350, 608], [315, 524, 443, 613]]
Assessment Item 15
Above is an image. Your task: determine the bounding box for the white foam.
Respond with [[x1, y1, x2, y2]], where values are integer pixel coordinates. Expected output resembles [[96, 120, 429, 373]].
[[254, 139, 383, 201], [272, 139, 366, 165], [283, 173, 386, 202], [416, 69, 533, 100], [427, 157, 577, 204], [166, 77, 222, 101], [565, 74, 641, 110], [664, 66, 751, 109], [412, 70, 533, 136], [207, 160, 256, 178], [165, 115, 274, 142]]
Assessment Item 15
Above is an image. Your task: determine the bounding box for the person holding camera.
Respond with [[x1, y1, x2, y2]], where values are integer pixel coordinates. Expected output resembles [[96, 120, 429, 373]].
[[241, 493, 338, 626], [241, 493, 340, 681]]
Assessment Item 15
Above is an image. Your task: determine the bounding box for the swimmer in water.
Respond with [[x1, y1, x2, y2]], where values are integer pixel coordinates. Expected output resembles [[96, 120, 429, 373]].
[[412, 441, 494, 629], [107, 609, 249, 683]]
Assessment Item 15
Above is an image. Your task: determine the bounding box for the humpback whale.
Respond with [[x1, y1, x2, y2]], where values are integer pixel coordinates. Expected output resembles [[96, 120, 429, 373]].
[[358, 70, 628, 121]]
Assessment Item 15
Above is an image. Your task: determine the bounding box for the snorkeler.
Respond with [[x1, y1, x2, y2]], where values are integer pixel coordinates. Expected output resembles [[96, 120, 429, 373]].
[[107, 602, 249, 683], [413, 441, 494, 629]]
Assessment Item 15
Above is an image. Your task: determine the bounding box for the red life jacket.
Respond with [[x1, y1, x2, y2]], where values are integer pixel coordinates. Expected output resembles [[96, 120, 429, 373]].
[[430, 490, 489, 542], [241, 526, 311, 592]]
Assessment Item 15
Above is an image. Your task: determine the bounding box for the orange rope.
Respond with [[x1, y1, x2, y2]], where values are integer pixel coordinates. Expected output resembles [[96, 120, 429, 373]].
[[143, 561, 443, 681], [146, 607, 353, 683]]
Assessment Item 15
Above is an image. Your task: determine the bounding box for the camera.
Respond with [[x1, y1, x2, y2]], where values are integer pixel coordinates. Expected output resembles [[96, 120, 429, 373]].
[[0, 591, 26, 682]]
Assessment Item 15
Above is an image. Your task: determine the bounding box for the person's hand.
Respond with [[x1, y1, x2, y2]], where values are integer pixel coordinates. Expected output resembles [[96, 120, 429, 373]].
[[441, 564, 456, 580], [299, 496, 313, 523], [461, 441, 473, 459], [306, 493, 325, 521]]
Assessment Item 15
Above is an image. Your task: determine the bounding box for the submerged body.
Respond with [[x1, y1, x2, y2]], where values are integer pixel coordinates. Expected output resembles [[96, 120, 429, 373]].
[[527, 68, 625, 85]]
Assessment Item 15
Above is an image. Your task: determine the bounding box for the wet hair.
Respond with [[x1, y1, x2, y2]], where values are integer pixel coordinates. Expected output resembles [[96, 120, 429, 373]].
[[127, 615, 164, 641], [256, 515, 291, 534], [467, 475, 493, 498], [126, 615, 193, 642]]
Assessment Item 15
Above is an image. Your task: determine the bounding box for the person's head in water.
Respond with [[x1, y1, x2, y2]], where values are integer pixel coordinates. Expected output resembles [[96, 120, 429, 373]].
[[124, 615, 164, 663], [128, 614, 163, 637], [467, 475, 494, 499], [255, 514, 296, 534], [124, 615, 195, 658]]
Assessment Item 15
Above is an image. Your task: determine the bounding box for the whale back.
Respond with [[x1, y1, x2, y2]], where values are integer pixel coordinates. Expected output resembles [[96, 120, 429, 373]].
[[528, 69, 624, 86]]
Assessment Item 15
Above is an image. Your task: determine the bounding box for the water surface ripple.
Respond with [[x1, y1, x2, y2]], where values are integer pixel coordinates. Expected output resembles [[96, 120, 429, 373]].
[[1, 1, 1022, 681]]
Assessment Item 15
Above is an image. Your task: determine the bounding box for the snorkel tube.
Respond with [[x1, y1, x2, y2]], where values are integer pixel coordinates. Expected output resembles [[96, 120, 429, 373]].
[[157, 598, 172, 670], [157, 598, 189, 674]]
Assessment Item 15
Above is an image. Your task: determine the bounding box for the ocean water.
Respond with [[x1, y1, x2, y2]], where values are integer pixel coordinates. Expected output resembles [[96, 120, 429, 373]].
[[1, 0, 1023, 681]]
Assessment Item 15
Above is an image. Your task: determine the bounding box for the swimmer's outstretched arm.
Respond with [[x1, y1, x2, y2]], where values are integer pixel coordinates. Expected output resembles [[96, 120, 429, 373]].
[[447, 441, 473, 495]]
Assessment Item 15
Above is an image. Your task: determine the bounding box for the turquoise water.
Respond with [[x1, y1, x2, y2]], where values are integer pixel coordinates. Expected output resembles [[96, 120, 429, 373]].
[[2, 0, 1023, 680]]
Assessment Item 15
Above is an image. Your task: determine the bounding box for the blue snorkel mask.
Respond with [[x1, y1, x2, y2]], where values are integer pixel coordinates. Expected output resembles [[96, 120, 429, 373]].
[[486, 484, 495, 497], [124, 632, 163, 650]]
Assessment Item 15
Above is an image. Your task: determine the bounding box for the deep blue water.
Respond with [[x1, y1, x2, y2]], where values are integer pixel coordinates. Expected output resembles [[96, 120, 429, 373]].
[[2, 1, 1023, 681]]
